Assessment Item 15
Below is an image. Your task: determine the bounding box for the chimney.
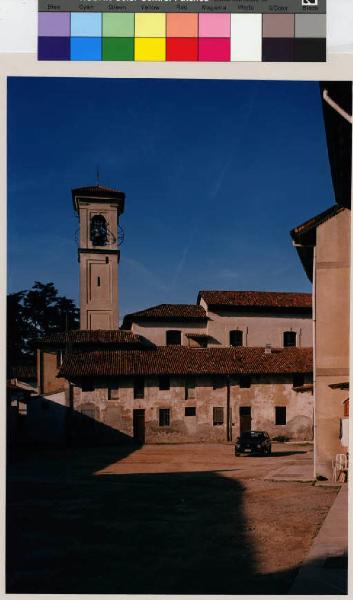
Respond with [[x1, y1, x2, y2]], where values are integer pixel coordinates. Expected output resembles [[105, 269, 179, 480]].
[[265, 344, 272, 354]]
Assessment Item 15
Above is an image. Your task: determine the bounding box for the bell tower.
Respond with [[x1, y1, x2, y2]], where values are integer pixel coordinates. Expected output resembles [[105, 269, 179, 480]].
[[72, 185, 125, 330]]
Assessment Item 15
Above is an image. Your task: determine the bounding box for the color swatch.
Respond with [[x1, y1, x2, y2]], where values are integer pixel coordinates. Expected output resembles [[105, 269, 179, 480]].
[[38, 2, 326, 63]]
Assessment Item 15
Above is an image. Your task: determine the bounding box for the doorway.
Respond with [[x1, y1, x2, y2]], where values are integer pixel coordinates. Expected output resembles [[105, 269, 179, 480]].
[[239, 406, 251, 433], [133, 409, 145, 444]]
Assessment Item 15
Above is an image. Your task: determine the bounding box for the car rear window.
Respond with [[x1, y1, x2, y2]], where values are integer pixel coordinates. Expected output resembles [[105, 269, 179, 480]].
[[241, 431, 264, 439]]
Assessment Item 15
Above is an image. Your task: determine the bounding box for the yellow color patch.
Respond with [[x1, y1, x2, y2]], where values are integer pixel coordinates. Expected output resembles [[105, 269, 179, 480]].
[[134, 38, 166, 61], [135, 14, 166, 37]]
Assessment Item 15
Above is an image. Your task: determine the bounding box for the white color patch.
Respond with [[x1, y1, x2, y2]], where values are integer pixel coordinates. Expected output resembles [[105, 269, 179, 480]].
[[231, 14, 262, 62]]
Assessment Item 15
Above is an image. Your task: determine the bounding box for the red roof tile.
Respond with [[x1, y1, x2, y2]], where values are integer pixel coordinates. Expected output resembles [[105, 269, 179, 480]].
[[36, 329, 150, 348], [198, 290, 312, 309], [72, 185, 125, 213], [290, 205, 344, 240], [59, 346, 313, 378], [122, 304, 207, 328]]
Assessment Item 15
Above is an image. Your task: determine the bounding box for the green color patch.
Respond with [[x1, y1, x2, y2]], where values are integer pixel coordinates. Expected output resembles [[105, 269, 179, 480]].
[[103, 13, 134, 37], [103, 38, 134, 61]]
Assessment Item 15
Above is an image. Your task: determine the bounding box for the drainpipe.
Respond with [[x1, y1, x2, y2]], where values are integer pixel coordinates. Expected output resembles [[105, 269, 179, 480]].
[[226, 376, 232, 442], [313, 246, 317, 480]]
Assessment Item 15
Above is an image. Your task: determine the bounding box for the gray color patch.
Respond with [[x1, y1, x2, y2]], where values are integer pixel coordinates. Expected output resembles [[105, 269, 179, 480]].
[[295, 14, 326, 37]]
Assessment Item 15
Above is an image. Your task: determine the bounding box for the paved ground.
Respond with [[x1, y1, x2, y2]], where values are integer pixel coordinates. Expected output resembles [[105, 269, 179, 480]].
[[7, 442, 340, 594]]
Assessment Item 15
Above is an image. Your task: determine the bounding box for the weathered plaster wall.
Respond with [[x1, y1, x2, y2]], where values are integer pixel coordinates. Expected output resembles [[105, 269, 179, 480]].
[[206, 311, 312, 348], [40, 350, 66, 395], [314, 208, 350, 478], [129, 314, 312, 348], [130, 321, 207, 345], [72, 375, 313, 443]]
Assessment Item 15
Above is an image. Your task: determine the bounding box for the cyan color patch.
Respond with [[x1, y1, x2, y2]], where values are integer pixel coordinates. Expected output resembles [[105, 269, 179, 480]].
[[71, 13, 102, 37]]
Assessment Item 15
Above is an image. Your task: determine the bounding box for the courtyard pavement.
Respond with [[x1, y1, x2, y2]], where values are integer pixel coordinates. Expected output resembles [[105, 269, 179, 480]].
[[7, 441, 346, 594], [290, 483, 348, 595]]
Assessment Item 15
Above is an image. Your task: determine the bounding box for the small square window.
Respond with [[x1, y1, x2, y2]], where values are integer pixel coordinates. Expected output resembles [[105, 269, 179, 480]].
[[239, 376, 251, 388], [159, 408, 170, 426], [275, 406, 286, 425], [108, 385, 119, 400], [185, 406, 196, 416], [213, 406, 224, 426], [82, 380, 95, 392], [166, 330, 181, 345], [159, 376, 170, 391], [134, 377, 144, 399]]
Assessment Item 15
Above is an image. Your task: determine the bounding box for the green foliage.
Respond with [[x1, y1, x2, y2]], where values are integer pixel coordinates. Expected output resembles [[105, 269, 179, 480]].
[[7, 282, 79, 366]]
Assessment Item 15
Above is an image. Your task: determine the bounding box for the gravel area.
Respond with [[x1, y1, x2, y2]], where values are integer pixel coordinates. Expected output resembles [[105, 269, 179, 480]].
[[7, 442, 338, 594]]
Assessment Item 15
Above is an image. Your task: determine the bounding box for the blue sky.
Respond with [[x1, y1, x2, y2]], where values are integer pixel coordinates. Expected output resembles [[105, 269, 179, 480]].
[[8, 77, 334, 319]]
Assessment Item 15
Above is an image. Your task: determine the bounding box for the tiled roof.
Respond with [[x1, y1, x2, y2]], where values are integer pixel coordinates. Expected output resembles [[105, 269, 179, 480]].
[[122, 304, 207, 328], [290, 205, 347, 282], [8, 365, 36, 380], [198, 290, 312, 309], [72, 184, 125, 212], [36, 329, 150, 348], [59, 346, 313, 378], [290, 205, 344, 240], [72, 184, 124, 197]]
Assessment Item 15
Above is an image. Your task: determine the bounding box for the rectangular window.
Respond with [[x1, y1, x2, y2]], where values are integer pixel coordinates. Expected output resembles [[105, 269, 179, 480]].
[[213, 406, 224, 426], [134, 377, 145, 399], [159, 408, 170, 427], [239, 406, 251, 416], [229, 330, 243, 347], [283, 331, 297, 347], [185, 377, 196, 400], [166, 330, 181, 345], [239, 376, 251, 388], [108, 385, 119, 400], [159, 376, 170, 391], [185, 406, 196, 416], [275, 406, 287, 425]]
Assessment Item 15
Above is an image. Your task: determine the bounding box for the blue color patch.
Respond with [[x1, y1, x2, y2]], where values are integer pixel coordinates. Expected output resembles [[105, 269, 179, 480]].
[[71, 37, 102, 60]]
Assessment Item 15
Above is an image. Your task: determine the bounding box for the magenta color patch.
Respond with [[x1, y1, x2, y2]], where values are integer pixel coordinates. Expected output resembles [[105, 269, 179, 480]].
[[198, 38, 230, 61], [38, 12, 71, 37], [198, 14, 230, 38]]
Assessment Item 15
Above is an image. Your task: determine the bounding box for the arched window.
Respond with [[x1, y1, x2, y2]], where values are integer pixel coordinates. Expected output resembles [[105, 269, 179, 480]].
[[283, 331, 297, 347], [229, 330, 243, 347], [90, 215, 108, 246]]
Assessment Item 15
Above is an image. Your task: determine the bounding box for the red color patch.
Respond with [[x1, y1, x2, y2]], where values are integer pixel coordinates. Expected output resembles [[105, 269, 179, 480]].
[[166, 38, 198, 61]]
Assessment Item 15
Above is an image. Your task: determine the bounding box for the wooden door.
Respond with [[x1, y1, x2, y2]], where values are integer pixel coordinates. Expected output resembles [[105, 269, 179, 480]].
[[239, 406, 251, 433], [133, 409, 145, 444]]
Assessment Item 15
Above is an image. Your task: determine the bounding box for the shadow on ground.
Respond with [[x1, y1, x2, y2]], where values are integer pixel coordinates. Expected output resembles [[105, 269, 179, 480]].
[[7, 444, 301, 594]]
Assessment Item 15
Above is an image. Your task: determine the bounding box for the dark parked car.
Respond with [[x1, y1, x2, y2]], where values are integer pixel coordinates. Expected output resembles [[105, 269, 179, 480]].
[[235, 431, 272, 456]]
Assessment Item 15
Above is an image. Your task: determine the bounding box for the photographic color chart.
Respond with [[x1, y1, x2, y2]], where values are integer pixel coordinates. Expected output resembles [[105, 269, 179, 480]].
[[38, 0, 326, 62]]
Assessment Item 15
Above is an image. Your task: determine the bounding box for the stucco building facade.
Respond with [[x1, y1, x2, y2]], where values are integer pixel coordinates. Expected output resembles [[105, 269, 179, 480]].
[[32, 184, 315, 445]]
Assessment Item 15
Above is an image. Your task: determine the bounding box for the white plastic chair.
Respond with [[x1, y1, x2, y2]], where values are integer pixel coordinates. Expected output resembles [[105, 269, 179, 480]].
[[332, 453, 348, 482]]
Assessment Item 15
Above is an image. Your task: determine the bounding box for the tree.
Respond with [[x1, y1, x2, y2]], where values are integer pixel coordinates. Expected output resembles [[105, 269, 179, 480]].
[[7, 282, 79, 364]]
